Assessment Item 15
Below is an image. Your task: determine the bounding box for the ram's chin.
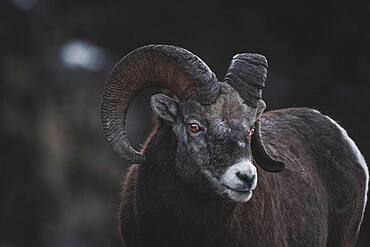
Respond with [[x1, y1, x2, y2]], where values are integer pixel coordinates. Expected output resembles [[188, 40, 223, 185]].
[[203, 169, 254, 202], [223, 188, 253, 202]]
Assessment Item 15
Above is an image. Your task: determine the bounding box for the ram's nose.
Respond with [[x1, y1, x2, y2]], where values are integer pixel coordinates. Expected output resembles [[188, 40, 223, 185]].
[[221, 159, 258, 192], [236, 172, 256, 189]]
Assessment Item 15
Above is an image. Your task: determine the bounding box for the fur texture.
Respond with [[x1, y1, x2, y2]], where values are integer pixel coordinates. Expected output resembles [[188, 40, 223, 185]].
[[119, 107, 368, 247]]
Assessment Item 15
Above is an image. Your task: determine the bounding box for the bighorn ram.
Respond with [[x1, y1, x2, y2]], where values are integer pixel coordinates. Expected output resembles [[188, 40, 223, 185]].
[[101, 45, 368, 247]]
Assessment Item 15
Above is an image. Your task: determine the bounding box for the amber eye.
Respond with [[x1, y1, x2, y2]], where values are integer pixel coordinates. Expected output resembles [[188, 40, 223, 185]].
[[188, 123, 201, 133]]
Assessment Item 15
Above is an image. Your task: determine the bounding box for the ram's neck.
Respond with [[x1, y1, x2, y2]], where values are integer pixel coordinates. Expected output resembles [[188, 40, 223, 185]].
[[135, 121, 236, 247]]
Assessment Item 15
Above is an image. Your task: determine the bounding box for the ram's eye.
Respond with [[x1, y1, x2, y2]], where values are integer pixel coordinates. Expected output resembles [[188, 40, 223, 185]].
[[188, 123, 201, 133], [248, 127, 255, 137]]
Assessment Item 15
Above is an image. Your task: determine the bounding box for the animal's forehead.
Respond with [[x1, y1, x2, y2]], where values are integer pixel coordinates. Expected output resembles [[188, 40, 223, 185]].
[[182, 83, 256, 120]]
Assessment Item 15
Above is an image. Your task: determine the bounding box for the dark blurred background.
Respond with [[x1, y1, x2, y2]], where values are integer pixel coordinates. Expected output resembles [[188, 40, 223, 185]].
[[1, 0, 369, 246]]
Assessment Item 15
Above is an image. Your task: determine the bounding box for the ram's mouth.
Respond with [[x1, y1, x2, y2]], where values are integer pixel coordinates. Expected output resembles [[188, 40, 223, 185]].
[[222, 184, 252, 193], [202, 169, 254, 202], [220, 183, 253, 202]]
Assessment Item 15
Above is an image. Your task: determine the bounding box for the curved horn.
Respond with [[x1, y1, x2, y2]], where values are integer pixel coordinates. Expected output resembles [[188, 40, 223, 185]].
[[251, 120, 285, 172], [224, 53, 285, 172], [224, 53, 267, 107], [101, 45, 220, 163]]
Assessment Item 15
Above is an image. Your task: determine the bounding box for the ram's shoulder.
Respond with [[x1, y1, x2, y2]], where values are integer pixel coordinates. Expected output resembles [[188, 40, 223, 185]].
[[259, 108, 346, 163], [122, 164, 140, 197], [261, 107, 337, 134], [262, 107, 326, 121], [120, 165, 140, 245]]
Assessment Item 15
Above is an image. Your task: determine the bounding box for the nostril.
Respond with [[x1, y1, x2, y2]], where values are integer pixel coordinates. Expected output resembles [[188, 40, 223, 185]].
[[236, 172, 256, 186]]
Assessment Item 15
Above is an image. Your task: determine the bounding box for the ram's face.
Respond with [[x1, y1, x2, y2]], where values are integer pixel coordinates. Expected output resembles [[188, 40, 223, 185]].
[[103, 45, 285, 203], [151, 83, 265, 202]]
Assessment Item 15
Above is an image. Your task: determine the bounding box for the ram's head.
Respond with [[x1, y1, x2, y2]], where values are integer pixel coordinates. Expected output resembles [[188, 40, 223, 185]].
[[101, 45, 285, 202]]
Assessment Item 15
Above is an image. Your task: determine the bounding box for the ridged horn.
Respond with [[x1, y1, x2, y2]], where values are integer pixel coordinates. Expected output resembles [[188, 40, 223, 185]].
[[224, 53, 267, 108], [101, 45, 220, 163], [224, 53, 285, 172]]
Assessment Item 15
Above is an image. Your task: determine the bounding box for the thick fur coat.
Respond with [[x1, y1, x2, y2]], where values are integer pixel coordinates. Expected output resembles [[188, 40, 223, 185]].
[[120, 108, 368, 247]]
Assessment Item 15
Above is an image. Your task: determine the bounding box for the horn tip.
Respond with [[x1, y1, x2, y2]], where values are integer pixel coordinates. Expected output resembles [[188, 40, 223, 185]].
[[119, 150, 146, 164]]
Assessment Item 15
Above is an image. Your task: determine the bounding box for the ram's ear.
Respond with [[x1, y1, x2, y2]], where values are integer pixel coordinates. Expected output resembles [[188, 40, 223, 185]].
[[255, 99, 266, 120], [150, 94, 179, 123]]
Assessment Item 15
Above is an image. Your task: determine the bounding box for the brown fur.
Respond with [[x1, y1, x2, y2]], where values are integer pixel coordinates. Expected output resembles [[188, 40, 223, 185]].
[[119, 108, 367, 247]]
